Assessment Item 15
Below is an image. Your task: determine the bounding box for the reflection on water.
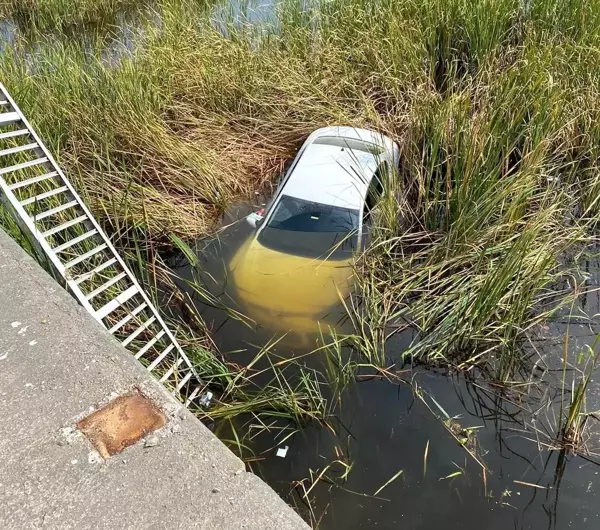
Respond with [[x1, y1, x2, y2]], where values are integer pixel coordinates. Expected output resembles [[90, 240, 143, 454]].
[[212, 0, 279, 37], [0, 19, 17, 53], [0, 5, 156, 69], [97, 8, 159, 67], [0, 0, 280, 68], [262, 375, 600, 529], [169, 204, 600, 529]]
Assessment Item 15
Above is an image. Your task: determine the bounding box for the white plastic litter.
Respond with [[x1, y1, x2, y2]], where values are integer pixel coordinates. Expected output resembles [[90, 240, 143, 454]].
[[276, 445, 289, 458], [199, 391, 213, 408]]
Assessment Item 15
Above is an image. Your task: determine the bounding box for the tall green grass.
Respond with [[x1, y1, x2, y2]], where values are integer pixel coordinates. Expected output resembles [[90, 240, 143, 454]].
[[3, 0, 600, 379], [351, 2, 600, 374]]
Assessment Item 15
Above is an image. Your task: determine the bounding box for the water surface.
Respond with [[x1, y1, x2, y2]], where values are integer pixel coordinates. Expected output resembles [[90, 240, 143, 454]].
[[169, 204, 600, 529]]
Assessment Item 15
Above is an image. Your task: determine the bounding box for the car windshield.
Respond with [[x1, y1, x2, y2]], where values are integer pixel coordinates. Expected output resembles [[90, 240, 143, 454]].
[[257, 195, 359, 260]]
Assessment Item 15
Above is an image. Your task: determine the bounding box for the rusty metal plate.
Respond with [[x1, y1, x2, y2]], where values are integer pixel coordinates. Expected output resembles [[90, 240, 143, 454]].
[[77, 391, 167, 459]]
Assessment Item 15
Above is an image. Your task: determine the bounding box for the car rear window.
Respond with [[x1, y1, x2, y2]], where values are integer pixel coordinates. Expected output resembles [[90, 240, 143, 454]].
[[313, 136, 385, 155]]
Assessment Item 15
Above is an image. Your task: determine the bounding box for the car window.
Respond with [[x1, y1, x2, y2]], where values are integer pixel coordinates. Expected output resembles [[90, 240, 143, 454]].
[[313, 136, 385, 155], [258, 195, 359, 260], [364, 163, 387, 220]]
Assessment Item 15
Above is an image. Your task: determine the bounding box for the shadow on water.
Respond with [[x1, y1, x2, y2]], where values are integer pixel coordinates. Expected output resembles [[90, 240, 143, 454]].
[[167, 204, 600, 529]]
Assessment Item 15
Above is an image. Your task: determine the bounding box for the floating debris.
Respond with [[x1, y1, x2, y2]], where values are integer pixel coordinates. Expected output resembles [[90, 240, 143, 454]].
[[199, 391, 213, 408], [276, 445, 289, 458]]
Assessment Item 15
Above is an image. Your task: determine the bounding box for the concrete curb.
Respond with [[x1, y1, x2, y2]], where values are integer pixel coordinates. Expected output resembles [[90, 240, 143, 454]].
[[0, 228, 309, 530]]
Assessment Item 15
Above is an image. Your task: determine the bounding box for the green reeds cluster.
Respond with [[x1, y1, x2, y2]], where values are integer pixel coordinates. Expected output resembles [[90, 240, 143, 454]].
[[557, 333, 600, 453], [3, 0, 600, 392], [349, 0, 600, 375]]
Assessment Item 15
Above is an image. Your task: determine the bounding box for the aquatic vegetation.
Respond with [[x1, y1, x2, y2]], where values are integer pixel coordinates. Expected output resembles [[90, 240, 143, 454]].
[[2, 0, 600, 451], [348, 2, 600, 376], [554, 332, 600, 454]]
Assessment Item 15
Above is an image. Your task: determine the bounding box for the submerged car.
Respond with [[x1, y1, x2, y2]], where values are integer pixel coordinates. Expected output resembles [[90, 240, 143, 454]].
[[230, 126, 400, 337]]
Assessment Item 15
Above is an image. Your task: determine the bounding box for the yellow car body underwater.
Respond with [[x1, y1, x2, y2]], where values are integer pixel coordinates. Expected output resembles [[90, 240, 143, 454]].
[[230, 236, 354, 336]]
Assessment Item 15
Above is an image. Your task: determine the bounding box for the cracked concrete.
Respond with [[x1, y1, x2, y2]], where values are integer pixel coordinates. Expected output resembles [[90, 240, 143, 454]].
[[0, 229, 309, 530]]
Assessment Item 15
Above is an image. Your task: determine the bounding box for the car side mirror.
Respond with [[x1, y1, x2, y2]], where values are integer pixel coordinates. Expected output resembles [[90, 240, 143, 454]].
[[246, 211, 264, 228]]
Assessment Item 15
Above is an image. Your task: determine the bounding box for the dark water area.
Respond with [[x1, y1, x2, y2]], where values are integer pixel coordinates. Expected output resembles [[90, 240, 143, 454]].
[[167, 203, 600, 529]]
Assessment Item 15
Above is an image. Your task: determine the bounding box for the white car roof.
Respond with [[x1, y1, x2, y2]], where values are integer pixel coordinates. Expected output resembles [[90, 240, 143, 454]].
[[282, 142, 380, 210]]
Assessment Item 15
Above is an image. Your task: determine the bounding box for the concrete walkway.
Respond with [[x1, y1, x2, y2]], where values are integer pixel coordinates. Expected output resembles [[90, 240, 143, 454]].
[[0, 229, 309, 530]]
